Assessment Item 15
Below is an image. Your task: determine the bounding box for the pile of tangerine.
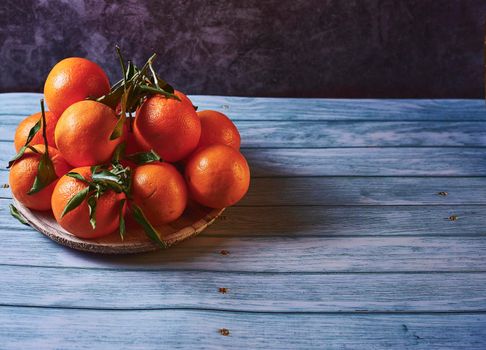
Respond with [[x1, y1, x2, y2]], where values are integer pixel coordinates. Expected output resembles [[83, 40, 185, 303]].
[[9, 49, 250, 246]]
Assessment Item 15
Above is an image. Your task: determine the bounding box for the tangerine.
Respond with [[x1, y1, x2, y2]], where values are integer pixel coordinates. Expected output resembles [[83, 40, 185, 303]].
[[51, 166, 126, 238], [44, 57, 110, 117], [55, 100, 123, 167], [134, 94, 201, 162], [9, 144, 70, 211], [131, 163, 187, 225], [185, 144, 250, 208], [14, 111, 58, 152], [197, 110, 240, 150]]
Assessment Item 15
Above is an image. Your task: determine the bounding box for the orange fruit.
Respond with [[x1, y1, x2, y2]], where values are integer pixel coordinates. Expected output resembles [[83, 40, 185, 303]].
[[51, 166, 126, 239], [131, 163, 187, 225], [9, 144, 71, 211], [44, 57, 110, 117], [175, 90, 193, 107], [55, 100, 123, 167], [185, 144, 250, 208], [134, 94, 201, 162], [197, 110, 241, 150], [14, 111, 58, 152]]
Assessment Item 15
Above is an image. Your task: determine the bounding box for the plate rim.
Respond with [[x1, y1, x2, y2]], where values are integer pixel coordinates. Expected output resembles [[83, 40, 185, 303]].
[[12, 197, 225, 254]]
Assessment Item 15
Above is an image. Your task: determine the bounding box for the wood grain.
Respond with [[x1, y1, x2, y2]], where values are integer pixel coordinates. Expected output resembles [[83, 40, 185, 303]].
[[4, 199, 484, 237], [2, 93, 486, 121], [1, 307, 485, 350], [1, 265, 485, 312], [1, 234, 486, 272], [239, 177, 486, 206], [2, 94, 486, 349], [243, 147, 486, 176]]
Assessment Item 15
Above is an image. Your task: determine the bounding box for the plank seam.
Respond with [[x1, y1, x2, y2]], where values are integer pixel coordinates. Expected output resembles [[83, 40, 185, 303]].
[[1, 263, 486, 274], [1, 304, 486, 315]]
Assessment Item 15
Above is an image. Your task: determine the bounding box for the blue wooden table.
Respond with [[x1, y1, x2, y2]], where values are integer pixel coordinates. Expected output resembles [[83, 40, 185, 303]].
[[1, 93, 486, 349]]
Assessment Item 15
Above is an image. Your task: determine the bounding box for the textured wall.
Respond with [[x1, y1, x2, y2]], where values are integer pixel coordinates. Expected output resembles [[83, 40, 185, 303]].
[[0, 0, 485, 97]]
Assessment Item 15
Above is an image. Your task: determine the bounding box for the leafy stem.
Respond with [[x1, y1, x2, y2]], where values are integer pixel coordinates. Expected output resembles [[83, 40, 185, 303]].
[[61, 164, 132, 234], [130, 202, 167, 248], [10, 204, 28, 225], [40, 99, 49, 156], [7, 118, 41, 168], [125, 149, 162, 165], [28, 100, 58, 195], [115, 45, 127, 88], [92, 46, 180, 134]]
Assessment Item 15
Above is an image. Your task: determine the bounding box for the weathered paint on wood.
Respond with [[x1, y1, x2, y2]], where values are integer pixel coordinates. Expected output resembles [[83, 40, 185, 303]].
[[2, 94, 486, 349], [1, 265, 485, 312], [240, 177, 486, 206], [1, 307, 485, 350], [3, 199, 484, 237], [1, 234, 486, 272], [1, 93, 486, 121]]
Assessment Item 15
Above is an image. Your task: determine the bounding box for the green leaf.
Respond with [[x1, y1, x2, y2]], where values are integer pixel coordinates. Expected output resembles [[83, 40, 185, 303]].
[[139, 85, 180, 101], [119, 199, 126, 240], [148, 61, 174, 93], [94, 83, 125, 109], [110, 115, 126, 140], [28, 152, 57, 194], [91, 169, 125, 192], [126, 149, 162, 164], [27, 99, 58, 194], [9, 204, 28, 225], [25, 118, 42, 145], [61, 187, 89, 218], [125, 60, 137, 81], [7, 119, 42, 168], [112, 142, 126, 163], [67, 172, 91, 184], [87, 195, 97, 229], [7, 146, 27, 168], [110, 85, 130, 140], [148, 61, 159, 87], [138, 53, 157, 78], [130, 203, 167, 248], [115, 45, 127, 86]]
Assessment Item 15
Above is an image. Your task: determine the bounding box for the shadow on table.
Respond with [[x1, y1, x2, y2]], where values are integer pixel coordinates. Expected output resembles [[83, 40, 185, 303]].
[[63, 154, 326, 267]]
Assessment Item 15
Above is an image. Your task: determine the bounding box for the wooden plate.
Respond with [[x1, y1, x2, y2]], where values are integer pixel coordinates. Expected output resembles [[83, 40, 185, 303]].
[[13, 197, 225, 254]]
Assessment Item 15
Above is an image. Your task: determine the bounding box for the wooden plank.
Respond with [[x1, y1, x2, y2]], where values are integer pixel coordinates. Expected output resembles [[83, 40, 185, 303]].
[[3, 177, 486, 205], [1, 265, 485, 312], [3, 121, 486, 147], [1, 233, 486, 272], [243, 148, 486, 176], [1, 307, 485, 349], [3, 199, 483, 237], [208, 205, 486, 237], [1, 93, 486, 121], [2, 143, 486, 177], [240, 177, 486, 205], [238, 121, 486, 147]]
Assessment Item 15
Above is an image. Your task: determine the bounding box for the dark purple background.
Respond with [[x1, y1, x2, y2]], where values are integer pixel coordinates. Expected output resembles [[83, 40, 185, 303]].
[[1, 0, 485, 97]]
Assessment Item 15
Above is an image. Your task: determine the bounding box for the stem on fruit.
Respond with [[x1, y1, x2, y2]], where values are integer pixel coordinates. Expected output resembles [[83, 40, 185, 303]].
[[40, 99, 49, 157]]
